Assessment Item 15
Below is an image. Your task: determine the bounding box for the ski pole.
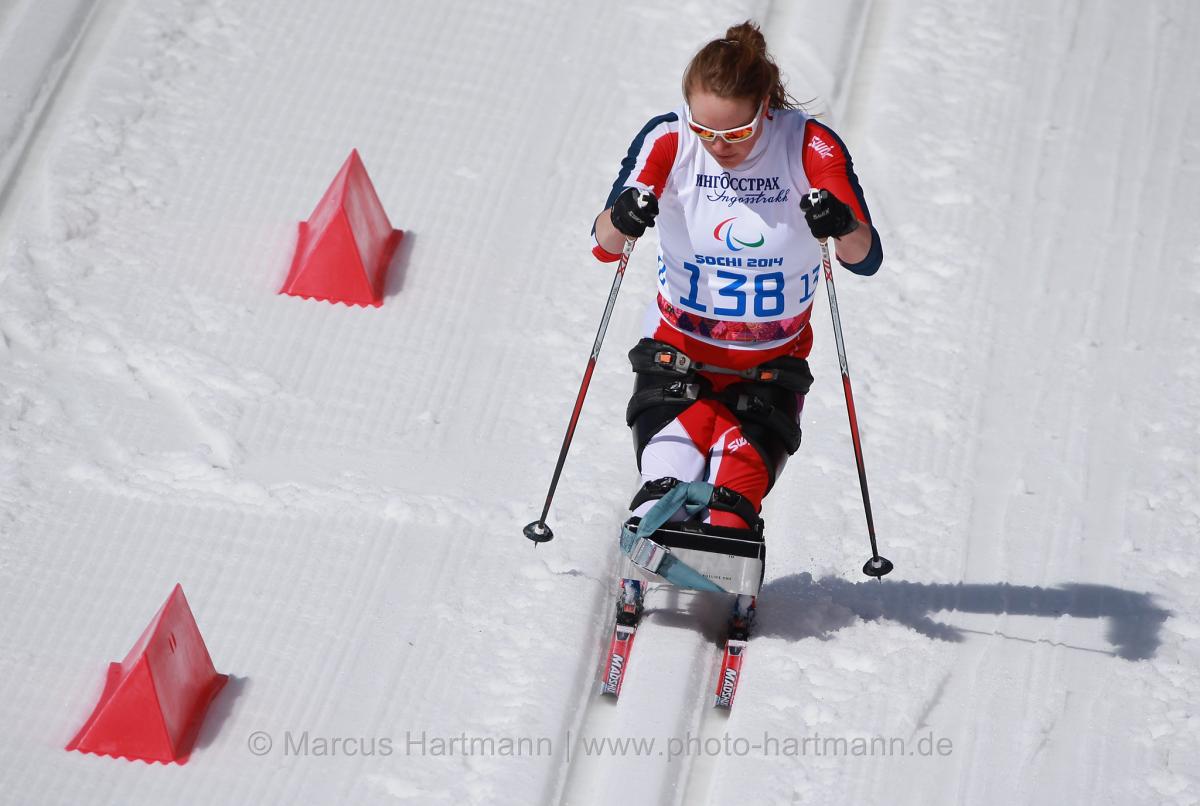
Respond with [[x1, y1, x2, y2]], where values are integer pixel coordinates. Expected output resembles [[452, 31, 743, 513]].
[[524, 236, 638, 545], [818, 234, 894, 578]]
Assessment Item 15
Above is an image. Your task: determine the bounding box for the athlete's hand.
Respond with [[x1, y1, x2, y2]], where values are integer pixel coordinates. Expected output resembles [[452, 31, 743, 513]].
[[800, 188, 859, 240], [610, 187, 659, 238]]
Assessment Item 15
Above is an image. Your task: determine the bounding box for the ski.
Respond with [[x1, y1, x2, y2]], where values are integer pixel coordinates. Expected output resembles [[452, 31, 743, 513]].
[[599, 623, 637, 697], [713, 596, 755, 709], [713, 638, 747, 709], [599, 579, 644, 698]]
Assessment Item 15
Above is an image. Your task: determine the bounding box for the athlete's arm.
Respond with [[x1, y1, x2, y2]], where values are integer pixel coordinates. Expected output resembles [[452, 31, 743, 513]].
[[827, 209, 874, 264], [801, 119, 882, 275], [594, 208, 627, 256], [593, 113, 680, 262]]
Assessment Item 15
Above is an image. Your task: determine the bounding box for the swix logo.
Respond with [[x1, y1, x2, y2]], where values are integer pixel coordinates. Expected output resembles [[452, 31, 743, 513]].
[[808, 134, 834, 160], [728, 437, 749, 453], [605, 653, 624, 691], [716, 668, 738, 707], [713, 217, 764, 251]]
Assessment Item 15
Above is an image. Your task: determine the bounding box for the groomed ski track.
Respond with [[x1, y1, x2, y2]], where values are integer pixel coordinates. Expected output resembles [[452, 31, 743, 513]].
[[0, 2, 1198, 806]]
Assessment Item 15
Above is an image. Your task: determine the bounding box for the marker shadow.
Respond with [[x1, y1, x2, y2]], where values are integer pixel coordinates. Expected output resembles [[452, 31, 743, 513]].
[[383, 230, 415, 300], [193, 674, 249, 751]]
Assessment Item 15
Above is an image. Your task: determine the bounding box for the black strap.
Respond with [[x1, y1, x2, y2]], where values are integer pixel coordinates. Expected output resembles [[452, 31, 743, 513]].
[[625, 379, 703, 426], [628, 338, 814, 394], [630, 477, 762, 530], [722, 388, 802, 454], [626, 339, 806, 457], [623, 516, 766, 557]]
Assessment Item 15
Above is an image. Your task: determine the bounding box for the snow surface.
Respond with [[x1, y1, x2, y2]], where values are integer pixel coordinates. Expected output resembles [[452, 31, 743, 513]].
[[1, 0, 1198, 804]]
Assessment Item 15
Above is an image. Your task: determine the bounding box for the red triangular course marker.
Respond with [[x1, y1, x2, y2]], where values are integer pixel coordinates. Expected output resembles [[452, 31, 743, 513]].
[[280, 149, 404, 306], [66, 584, 228, 764]]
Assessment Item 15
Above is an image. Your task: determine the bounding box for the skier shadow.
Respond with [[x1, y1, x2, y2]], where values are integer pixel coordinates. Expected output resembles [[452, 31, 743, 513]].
[[753, 573, 1172, 661]]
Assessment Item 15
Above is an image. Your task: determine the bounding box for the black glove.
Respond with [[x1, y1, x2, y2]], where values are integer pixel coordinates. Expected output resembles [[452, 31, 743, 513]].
[[800, 188, 859, 239], [610, 187, 659, 238]]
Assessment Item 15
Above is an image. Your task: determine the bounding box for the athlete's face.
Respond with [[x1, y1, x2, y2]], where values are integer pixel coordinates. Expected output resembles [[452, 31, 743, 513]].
[[686, 90, 765, 170]]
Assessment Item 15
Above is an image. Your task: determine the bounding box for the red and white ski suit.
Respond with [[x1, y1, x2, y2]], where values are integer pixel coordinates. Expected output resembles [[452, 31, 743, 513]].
[[595, 106, 882, 526]]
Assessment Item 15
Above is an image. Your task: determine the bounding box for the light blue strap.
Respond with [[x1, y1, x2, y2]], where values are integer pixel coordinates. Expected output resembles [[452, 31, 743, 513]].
[[619, 482, 726, 593]]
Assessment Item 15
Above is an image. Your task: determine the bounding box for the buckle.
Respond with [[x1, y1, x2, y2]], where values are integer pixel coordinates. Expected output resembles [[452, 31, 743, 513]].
[[630, 536, 669, 574], [729, 365, 778, 382], [666, 381, 701, 401], [736, 393, 772, 415], [655, 350, 693, 374], [647, 477, 679, 495], [711, 485, 739, 508]]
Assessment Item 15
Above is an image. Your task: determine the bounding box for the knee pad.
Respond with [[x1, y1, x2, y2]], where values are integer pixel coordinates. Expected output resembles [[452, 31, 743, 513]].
[[720, 382, 803, 491], [626, 372, 708, 468]]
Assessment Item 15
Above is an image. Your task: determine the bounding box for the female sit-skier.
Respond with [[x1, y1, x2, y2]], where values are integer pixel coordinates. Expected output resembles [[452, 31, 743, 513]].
[[592, 21, 883, 641]]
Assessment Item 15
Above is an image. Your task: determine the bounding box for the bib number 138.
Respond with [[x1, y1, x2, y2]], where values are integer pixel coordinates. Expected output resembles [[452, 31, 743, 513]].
[[677, 262, 819, 317]]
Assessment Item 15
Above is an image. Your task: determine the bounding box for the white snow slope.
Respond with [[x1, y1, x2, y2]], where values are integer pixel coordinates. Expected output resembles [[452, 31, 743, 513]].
[[1, 0, 1198, 804]]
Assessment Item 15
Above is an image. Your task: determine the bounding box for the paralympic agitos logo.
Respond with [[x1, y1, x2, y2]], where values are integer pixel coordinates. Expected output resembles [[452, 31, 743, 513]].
[[713, 217, 764, 251]]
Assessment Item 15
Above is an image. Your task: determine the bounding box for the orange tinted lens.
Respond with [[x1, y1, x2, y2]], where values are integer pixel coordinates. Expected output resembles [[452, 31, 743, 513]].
[[721, 125, 756, 143], [687, 121, 717, 141]]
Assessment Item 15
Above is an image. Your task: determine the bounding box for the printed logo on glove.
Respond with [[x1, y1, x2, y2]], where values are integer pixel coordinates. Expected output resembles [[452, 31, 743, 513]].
[[800, 188, 859, 240], [611, 187, 660, 239]]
